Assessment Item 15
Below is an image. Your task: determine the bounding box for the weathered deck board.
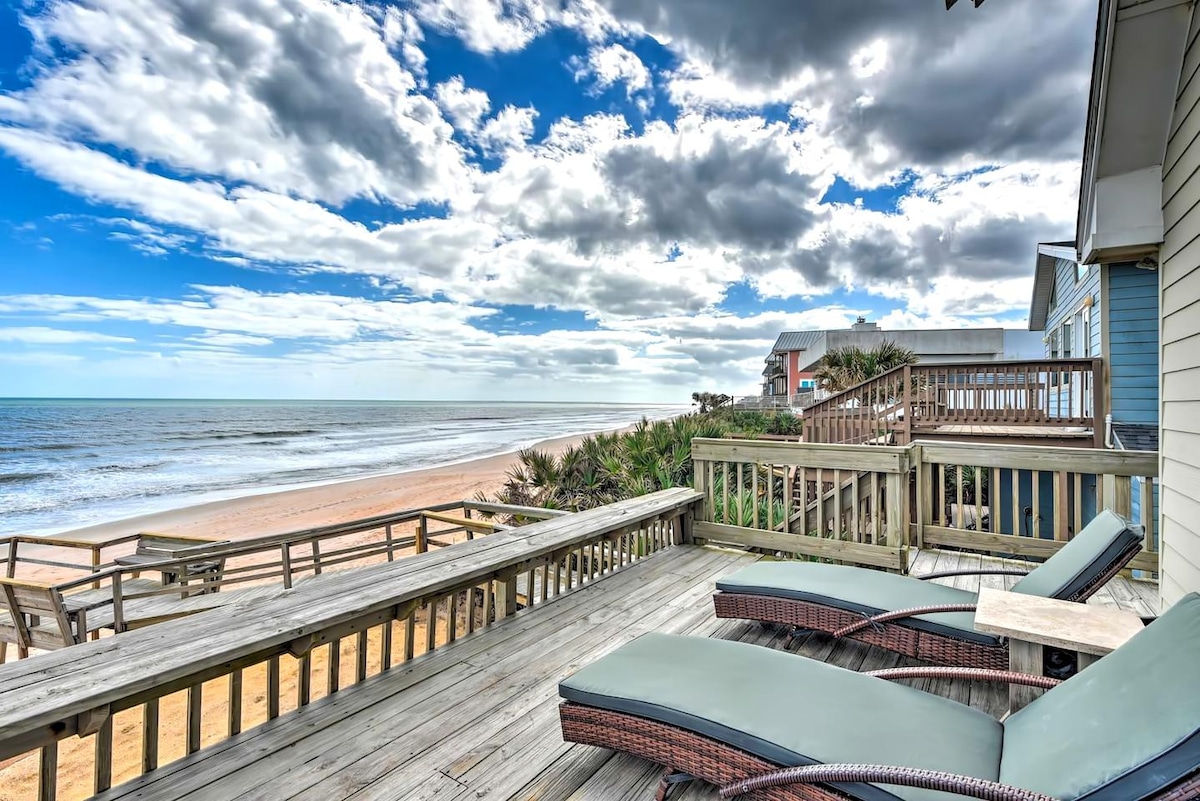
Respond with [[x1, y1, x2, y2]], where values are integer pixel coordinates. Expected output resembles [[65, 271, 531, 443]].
[[90, 545, 1158, 801]]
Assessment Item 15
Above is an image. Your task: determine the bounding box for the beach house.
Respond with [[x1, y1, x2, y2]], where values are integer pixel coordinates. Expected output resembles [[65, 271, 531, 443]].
[[1028, 240, 1160, 540], [761, 320, 1042, 404]]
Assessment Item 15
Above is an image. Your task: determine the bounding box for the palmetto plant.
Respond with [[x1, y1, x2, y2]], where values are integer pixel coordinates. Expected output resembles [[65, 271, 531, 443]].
[[813, 341, 920, 397], [480, 411, 800, 516]]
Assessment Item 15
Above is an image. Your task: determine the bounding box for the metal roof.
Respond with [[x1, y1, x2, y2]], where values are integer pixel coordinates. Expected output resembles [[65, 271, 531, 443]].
[[1028, 241, 1075, 332], [771, 331, 825, 353]]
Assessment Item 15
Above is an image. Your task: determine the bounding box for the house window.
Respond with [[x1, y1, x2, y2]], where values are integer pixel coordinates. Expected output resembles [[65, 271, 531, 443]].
[[1049, 328, 1060, 359], [1076, 262, 1090, 282], [1061, 320, 1073, 359], [1047, 280, 1058, 316]]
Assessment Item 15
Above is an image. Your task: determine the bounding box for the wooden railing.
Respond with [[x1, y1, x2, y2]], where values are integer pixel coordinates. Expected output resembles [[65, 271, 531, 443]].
[[915, 441, 1158, 573], [691, 438, 1158, 575], [803, 358, 1103, 446], [0, 489, 699, 801], [0, 500, 574, 661], [1, 534, 141, 584], [692, 438, 912, 570]]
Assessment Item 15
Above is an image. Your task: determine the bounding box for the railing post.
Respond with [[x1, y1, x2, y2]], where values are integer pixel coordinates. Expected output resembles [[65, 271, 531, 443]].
[[416, 516, 428, 555], [493, 571, 518, 619], [1092, 357, 1106, 449], [901, 364, 912, 446], [911, 443, 926, 550]]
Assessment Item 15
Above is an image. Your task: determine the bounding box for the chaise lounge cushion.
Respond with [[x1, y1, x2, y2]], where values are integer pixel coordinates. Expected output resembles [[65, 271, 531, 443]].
[[713, 510, 1143, 645], [715, 561, 995, 645], [1008, 509, 1144, 600], [560, 632, 1003, 801], [1001, 592, 1200, 800]]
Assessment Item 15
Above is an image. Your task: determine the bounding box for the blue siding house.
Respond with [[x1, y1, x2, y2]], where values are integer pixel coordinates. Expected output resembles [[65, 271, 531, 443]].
[[1029, 241, 1159, 542]]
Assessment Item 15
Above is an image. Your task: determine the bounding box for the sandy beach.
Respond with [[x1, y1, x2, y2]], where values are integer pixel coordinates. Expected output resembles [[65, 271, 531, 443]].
[[0, 426, 635, 800]]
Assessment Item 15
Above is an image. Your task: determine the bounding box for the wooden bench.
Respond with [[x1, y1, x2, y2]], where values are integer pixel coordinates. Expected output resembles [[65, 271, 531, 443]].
[[114, 533, 227, 593]]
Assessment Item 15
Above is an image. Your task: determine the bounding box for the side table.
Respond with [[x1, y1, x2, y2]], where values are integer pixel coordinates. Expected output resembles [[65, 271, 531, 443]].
[[974, 587, 1145, 714]]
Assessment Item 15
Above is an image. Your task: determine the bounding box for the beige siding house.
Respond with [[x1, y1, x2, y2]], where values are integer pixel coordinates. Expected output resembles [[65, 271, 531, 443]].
[[1077, 0, 1195, 608], [1162, 8, 1200, 608]]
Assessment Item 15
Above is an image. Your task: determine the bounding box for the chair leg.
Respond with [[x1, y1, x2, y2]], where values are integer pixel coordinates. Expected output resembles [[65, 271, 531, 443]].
[[655, 767, 693, 800]]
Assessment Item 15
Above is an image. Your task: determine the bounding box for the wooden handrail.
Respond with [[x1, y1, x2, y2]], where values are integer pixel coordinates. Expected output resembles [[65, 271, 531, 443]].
[[805, 358, 1103, 446], [0, 488, 702, 769]]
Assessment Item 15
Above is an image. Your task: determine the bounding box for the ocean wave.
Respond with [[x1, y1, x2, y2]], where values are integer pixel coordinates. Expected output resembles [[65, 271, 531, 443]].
[[162, 428, 321, 442], [0, 471, 56, 485], [85, 462, 168, 474]]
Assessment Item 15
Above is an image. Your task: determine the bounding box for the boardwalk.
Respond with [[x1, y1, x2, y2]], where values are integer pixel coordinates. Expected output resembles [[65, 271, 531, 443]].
[[87, 544, 1156, 801]]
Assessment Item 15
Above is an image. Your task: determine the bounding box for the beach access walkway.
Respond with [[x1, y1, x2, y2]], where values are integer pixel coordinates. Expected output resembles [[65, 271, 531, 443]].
[[0, 501, 565, 660]]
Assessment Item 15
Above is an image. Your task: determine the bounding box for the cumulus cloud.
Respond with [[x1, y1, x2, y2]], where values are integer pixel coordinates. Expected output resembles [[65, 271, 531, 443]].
[[572, 43, 652, 102], [434, 76, 492, 134], [0, 0, 1094, 399], [4, 0, 471, 206]]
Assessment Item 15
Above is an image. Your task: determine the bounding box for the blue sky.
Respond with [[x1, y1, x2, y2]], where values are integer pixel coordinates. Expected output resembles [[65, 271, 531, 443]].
[[0, 0, 1095, 402]]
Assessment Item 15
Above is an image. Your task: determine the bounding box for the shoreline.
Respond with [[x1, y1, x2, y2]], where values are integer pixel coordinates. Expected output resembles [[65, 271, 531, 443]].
[[48, 426, 637, 546]]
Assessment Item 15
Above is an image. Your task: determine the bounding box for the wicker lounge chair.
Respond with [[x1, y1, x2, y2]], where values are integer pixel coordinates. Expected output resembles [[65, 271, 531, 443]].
[[712, 509, 1144, 669], [559, 592, 1200, 801]]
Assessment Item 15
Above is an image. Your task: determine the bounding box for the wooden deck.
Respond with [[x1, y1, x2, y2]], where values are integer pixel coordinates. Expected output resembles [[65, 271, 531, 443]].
[[88, 545, 1157, 801]]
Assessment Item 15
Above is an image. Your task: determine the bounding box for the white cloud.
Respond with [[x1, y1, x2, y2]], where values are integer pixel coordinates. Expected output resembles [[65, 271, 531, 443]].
[[0, 327, 136, 344], [477, 106, 539, 157], [572, 43, 652, 101], [434, 76, 492, 134], [4, 0, 471, 207]]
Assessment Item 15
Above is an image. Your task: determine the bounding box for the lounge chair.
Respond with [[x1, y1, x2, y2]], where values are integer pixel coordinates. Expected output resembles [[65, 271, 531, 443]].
[[712, 509, 1143, 669], [559, 592, 1200, 800]]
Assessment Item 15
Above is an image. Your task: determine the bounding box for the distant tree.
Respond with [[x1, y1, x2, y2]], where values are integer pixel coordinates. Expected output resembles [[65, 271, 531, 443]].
[[690, 391, 732, 413], [813, 341, 919, 394]]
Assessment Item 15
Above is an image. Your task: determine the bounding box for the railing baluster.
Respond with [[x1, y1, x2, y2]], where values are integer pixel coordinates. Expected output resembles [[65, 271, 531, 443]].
[[381, 618, 393, 670], [267, 656, 280, 720], [721, 463, 730, 525], [187, 683, 203, 753], [356, 629, 369, 679], [228, 669, 242, 736], [298, 651, 312, 707], [752, 465, 760, 530], [1032, 471, 1041, 540], [38, 742, 57, 801], [328, 639, 341, 694], [94, 714, 113, 794], [425, 600, 438, 654], [142, 698, 159, 773]]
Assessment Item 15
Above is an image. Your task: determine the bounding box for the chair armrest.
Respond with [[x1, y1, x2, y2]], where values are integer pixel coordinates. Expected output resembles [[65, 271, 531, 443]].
[[865, 667, 1061, 690], [917, 569, 1030, 581], [717, 763, 1057, 801], [832, 604, 979, 639]]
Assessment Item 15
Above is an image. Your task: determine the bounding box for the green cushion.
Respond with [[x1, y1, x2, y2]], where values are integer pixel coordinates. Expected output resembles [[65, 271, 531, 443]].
[[1010, 510, 1143, 600], [560, 632, 1003, 801], [1001, 592, 1200, 800], [716, 562, 996, 645]]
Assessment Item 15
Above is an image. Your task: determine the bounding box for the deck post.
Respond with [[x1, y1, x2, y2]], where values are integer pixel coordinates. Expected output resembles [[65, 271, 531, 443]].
[[416, 516, 429, 554], [494, 572, 518, 619]]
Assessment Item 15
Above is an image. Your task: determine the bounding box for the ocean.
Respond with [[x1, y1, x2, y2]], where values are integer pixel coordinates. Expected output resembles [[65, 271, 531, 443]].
[[0, 399, 683, 537]]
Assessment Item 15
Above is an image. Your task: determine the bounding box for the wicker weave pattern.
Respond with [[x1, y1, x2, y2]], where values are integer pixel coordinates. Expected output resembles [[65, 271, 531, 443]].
[[561, 702, 1200, 800], [712, 592, 1009, 670], [560, 702, 846, 800], [716, 764, 1056, 801]]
